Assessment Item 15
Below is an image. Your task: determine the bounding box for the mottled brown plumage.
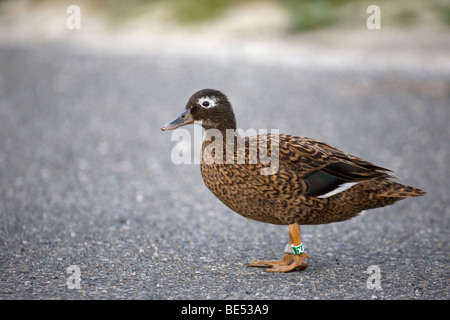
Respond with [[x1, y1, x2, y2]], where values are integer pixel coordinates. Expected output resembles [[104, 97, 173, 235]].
[[161, 89, 426, 272]]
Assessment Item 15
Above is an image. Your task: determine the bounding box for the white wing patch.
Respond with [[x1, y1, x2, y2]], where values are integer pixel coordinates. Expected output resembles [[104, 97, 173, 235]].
[[317, 182, 358, 199]]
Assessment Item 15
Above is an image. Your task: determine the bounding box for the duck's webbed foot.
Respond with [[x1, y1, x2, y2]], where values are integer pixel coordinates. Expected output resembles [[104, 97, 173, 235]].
[[246, 252, 311, 272], [245, 223, 312, 273]]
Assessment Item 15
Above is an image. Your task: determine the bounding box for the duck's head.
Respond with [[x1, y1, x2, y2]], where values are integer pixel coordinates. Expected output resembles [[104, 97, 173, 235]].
[[161, 89, 236, 131]]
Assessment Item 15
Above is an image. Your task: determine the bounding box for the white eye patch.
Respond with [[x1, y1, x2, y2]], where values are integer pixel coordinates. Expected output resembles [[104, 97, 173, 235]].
[[198, 96, 217, 108]]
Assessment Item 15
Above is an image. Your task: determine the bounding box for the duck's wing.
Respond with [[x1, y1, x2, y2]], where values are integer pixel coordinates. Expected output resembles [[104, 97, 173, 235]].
[[276, 134, 396, 198]]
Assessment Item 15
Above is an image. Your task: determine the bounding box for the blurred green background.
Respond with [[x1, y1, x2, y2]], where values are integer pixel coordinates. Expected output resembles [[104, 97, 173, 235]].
[[84, 0, 450, 30], [1, 0, 448, 32]]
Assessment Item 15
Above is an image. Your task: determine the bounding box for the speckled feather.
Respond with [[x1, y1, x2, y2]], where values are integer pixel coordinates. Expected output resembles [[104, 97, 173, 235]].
[[200, 133, 425, 225]]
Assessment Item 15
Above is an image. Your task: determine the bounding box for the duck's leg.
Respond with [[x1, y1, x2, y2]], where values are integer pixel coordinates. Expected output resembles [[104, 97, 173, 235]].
[[246, 222, 311, 272]]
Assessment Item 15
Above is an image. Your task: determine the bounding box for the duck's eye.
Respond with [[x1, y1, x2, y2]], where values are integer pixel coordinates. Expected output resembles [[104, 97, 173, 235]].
[[199, 97, 216, 108]]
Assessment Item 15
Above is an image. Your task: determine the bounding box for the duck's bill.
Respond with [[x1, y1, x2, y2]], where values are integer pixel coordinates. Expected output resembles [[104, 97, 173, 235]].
[[161, 109, 194, 131]]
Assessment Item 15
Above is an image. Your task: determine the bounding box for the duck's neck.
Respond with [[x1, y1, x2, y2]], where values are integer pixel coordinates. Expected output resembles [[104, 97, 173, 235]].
[[200, 109, 240, 156], [200, 115, 238, 138], [201, 123, 245, 162], [201, 119, 236, 134], [203, 127, 243, 142]]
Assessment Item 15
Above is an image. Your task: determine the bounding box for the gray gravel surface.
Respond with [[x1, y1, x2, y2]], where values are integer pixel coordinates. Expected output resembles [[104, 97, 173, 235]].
[[0, 42, 448, 300]]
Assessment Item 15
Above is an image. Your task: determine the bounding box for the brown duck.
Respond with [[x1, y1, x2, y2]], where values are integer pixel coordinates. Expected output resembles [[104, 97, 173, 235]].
[[161, 88, 426, 272]]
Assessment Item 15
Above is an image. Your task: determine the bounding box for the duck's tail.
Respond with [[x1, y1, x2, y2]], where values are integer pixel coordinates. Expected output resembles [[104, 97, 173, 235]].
[[372, 179, 426, 198], [308, 178, 426, 225]]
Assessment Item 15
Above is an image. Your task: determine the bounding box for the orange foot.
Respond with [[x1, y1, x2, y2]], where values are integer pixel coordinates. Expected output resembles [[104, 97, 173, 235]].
[[246, 252, 312, 272]]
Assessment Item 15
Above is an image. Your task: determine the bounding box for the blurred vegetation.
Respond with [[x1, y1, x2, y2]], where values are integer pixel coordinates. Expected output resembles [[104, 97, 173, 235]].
[[3, 0, 450, 30], [92, 0, 354, 30], [392, 9, 419, 27], [280, 0, 351, 31], [97, 0, 450, 30], [435, 2, 450, 25], [167, 0, 231, 24], [90, 0, 234, 24]]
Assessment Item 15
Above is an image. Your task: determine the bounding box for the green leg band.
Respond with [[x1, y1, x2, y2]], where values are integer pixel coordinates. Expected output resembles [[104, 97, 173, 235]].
[[291, 243, 304, 255], [285, 243, 305, 255]]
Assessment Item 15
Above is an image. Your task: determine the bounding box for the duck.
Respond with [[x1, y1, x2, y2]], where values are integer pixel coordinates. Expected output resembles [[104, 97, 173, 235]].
[[161, 88, 426, 272]]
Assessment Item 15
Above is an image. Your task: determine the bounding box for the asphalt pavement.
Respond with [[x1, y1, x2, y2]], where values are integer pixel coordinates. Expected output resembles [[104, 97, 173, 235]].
[[0, 41, 448, 300]]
